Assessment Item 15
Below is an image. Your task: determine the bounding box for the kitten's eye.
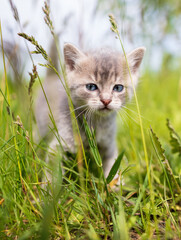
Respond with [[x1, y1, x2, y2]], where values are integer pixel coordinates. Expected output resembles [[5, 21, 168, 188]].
[[113, 84, 124, 92], [86, 83, 98, 91]]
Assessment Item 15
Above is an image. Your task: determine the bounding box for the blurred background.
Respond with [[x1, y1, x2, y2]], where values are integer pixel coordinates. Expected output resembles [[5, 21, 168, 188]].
[[0, 0, 181, 139], [1, 0, 181, 74]]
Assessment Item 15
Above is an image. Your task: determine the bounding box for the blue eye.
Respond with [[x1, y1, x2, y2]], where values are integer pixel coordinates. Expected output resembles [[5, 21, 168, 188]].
[[86, 84, 98, 91], [113, 84, 124, 92]]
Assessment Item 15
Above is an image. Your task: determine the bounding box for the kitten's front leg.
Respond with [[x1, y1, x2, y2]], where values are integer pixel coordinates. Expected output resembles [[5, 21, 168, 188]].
[[97, 132, 117, 176], [103, 147, 123, 190], [102, 146, 118, 178], [43, 138, 62, 185], [99, 139, 123, 189], [43, 136, 75, 188]]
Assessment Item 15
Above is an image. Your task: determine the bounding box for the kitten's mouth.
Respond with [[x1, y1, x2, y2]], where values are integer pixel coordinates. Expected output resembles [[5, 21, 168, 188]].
[[99, 107, 112, 112]]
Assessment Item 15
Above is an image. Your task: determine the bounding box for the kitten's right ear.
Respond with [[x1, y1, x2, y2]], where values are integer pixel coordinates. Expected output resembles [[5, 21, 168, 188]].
[[64, 43, 85, 71], [126, 47, 146, 74]]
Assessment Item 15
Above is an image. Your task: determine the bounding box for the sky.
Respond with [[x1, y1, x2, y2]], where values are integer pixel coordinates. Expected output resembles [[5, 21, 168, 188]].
[[1, 0, 125, 76], [0, 0, 180, 77]]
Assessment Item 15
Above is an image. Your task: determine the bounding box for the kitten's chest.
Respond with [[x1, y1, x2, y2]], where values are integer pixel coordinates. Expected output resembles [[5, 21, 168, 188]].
[[95, 118, 116, 144], [79, 113, 116, 147]]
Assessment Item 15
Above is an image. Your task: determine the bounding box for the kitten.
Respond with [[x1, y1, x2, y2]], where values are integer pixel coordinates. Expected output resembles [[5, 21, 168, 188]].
[[35, 43, 145, 178]]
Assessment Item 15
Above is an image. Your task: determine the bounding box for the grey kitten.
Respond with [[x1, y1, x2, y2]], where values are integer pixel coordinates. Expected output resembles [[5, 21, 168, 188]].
[[35, 43, 145, 178]]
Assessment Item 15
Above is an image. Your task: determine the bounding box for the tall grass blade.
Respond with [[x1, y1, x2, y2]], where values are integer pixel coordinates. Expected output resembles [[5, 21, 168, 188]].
[[109, 14, 150, 187], [132, 173, 148, 216], [111, 198, 129, 240], [150, 127, 177, 200], [167, 119, 181, 155], [83, 117, 102, 168], [106, 150, 124, 184]]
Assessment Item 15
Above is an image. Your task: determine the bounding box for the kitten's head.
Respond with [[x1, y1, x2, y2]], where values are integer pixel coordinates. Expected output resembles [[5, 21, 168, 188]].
[[64, 43, 145, 115]]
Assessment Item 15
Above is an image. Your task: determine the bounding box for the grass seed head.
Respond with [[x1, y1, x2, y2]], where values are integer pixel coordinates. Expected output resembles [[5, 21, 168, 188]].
[[18, 33, 49, 61], [8, 0, 20, 22], [42, 1, 54, 35], [109, 14, 119, 34], [28, 65, 37, 95], [14, 115, 24, 130]]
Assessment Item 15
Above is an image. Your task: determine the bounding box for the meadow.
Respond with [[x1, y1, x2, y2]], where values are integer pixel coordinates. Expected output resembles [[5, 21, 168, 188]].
[[0, 3, 181, 240]]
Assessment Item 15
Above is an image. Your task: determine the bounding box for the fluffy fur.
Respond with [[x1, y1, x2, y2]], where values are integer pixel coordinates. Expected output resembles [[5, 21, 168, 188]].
[[35, 43, 145, 177]]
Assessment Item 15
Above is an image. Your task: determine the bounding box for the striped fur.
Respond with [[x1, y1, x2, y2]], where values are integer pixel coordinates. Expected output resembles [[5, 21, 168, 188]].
[[35, 43, 145, 178]]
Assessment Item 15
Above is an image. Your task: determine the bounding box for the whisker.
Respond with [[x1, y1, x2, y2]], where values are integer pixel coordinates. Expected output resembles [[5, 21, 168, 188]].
[[121, 108, 140, 125], [117, 110, 129, 128], [84, 108, 89, 120], [73, 104, 89, 112], [61, 104, 89, 117], [79, 107, 90, 130], [75, 107, 89, 120], [122, 105, 145, 119]]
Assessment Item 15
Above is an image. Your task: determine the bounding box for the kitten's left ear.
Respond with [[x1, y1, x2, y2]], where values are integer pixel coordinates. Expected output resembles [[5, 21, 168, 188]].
[[126, 47, 146, 73]]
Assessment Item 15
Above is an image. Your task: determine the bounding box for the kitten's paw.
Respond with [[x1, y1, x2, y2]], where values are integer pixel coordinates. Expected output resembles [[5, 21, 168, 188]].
[[108, 175, 125, 192]]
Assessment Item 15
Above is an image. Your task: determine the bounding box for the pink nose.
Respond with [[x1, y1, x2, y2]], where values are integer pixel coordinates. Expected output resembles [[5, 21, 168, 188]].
[[101, 99, 112, 106]]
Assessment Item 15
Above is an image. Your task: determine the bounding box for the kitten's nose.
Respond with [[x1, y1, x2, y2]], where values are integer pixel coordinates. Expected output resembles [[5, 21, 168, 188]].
[[101, 99, 112, 106]]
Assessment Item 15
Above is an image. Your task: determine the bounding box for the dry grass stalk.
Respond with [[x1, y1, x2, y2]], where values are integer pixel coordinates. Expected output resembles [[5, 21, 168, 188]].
[[8, 0, 20, 22], [28, 65, 38, 95]]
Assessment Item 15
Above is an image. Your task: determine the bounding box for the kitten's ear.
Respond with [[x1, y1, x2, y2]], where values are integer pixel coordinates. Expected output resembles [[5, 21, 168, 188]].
[[64, 43, 85, 71], [126, 47, 146, 73]]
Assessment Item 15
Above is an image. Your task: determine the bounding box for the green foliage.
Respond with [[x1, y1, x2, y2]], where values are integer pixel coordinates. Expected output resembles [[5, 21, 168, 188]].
[[106, 151, 124, 184], [167, 119, 181, 156], [1, 63, 181, 240], [83, 117, 102, 168], [0, 4, 181, 239]]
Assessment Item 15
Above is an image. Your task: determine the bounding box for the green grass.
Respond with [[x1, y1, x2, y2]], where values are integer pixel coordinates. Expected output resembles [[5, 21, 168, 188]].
[[1, 61, 181, 240], [1, 10, 181, 240]]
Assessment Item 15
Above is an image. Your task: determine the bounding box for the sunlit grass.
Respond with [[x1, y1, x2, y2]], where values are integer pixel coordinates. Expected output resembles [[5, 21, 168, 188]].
[[1, 54, 181, 240], [0, 6, 181, 240]]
